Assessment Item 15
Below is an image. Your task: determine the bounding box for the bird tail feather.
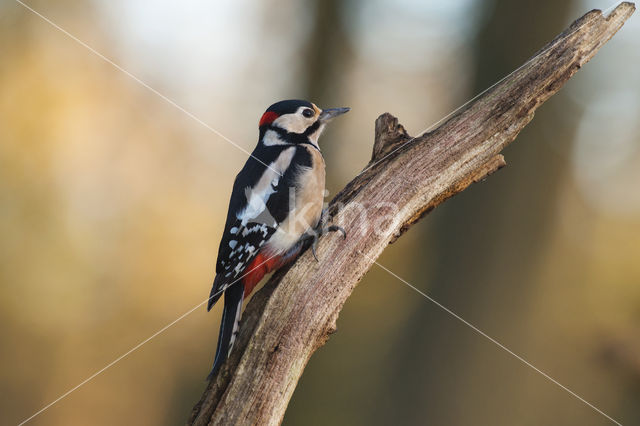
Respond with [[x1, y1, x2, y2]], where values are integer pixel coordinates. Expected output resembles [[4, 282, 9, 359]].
[[208, 282, 244, 380]]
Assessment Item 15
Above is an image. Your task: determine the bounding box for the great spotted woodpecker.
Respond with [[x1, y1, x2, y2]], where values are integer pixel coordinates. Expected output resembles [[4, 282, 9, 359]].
[[207, 99, 349, 377]]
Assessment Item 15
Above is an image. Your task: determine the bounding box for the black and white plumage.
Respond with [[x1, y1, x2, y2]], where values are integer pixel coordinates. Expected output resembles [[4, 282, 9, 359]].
[[207, 99, 349, 377]]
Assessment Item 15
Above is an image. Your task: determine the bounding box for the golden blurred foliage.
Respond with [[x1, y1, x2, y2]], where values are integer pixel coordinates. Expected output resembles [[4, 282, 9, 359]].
[[1, 1, 639, 425]]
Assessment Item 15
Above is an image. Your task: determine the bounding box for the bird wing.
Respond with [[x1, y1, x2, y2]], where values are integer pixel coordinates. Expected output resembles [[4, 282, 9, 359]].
[[208, 145, 302, 309]]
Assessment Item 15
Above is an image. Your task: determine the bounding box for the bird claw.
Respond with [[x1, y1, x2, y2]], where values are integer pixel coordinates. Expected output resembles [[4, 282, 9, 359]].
[[311, 237, 319, 262], [326, 225, 346, 239], [306, 219, 346, 263]]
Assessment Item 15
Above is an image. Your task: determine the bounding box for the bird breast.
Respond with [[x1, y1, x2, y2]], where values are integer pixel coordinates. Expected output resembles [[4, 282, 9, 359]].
[[265, 146, 325, 254]]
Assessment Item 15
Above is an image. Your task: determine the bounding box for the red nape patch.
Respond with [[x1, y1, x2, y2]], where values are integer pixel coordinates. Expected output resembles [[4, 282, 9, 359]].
[[259, 111, 279, 127], [242, 253, 282, 297]]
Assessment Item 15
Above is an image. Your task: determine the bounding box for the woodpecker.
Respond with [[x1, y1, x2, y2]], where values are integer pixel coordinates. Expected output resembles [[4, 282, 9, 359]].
[[207, 99, 349, 377]]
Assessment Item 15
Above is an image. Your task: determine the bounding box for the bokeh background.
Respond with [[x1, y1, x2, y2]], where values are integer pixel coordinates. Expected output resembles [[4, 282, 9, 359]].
[[1, 0, 639, 424]]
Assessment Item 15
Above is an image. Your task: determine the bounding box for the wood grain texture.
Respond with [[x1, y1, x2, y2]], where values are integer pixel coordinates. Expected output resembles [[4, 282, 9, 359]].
[[188, 4, 635, 425]]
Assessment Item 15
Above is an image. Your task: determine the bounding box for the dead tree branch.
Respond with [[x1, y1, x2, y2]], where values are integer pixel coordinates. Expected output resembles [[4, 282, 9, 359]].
[[188, 4, 635, 425]]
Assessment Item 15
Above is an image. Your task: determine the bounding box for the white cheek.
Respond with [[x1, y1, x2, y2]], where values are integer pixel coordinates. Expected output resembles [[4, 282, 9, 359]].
[[272, 114, 308, 133]]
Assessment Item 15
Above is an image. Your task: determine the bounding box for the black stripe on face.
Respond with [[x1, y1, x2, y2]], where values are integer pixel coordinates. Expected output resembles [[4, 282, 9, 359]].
[[303, 120, 320, 137], [268, 121, 320, 146]]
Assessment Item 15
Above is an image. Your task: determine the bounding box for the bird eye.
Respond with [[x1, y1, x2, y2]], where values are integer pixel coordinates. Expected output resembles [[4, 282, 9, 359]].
[[302, 108, 314, 118]]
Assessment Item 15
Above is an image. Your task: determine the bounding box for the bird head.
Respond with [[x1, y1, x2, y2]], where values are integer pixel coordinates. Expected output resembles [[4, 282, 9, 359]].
[[258, 99, 349, 148]]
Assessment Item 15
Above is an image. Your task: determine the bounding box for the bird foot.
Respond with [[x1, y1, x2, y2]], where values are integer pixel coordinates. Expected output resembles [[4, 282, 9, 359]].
[[308, 215, 347, 262]]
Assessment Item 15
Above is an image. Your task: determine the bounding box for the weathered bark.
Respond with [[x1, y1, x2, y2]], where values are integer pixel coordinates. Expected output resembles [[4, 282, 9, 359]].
[[188, 4, 635, 425]]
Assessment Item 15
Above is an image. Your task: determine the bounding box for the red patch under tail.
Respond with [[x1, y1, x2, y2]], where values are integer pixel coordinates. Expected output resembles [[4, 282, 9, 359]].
[[242, 245, 305, 298], [242, 252, 281, 297]]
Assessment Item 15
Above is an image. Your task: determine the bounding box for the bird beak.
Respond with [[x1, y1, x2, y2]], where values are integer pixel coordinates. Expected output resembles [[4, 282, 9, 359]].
[[319, 107, 350, 123]]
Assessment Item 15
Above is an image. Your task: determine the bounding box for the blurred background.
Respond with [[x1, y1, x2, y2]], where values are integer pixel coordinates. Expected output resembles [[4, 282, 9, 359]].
[[1, 0, 639, 424]]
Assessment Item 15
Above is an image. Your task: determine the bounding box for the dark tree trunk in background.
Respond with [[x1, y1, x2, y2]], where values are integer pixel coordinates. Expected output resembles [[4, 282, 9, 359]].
[[301, 0, 351, 103], [299, 0, 354, 190], [381, 1, 580, 425]]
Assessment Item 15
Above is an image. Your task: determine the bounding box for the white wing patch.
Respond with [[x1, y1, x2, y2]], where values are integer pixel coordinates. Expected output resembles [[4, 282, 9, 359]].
[[239, 180, 278, 225], [236, 147, 295, 225]]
